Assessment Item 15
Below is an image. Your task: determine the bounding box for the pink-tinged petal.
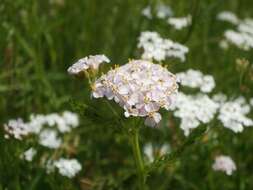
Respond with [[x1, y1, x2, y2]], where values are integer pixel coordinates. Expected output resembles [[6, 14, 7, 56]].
[[144, 112, 161, 127], [152, 112, 162, 123], [118, 85, 129, 95], [144, 117, 156, 127], [144, 102, 159, 112]]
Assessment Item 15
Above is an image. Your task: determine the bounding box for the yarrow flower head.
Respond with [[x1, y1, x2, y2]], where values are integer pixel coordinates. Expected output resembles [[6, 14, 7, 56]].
[[4, 118, 30, 140], [219, 15, 253, 51], [4, 111, 79, 140], [142, 6, 152, 19], [54, 158, 82, 178], [218, 97, 253, 133], [224, 30, 253, 50], [3, 111, 81, 179], [92, 59, 178, 127], [171, 92, 219, 136], [138, 31, 189, 62], [167, 15, 192, 30], [217, 11, 239, 25], [142, 3, 173, 20], [212, 155, 236, 175], [176, 69, 216, 93], [156, 3, 173, 19], [67, 54, 110, 75]]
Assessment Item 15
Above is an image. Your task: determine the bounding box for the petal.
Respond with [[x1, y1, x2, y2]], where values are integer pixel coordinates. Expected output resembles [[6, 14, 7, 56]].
[[118, 85, 129, 95], [144, 117, 156, 127]]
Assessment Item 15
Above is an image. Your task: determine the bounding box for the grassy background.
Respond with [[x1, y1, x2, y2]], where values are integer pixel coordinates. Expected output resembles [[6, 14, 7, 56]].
[[0, 0, 253, 189]]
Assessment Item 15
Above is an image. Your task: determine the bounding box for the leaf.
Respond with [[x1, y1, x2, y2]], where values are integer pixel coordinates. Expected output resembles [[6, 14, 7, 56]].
[[146, 125, 208, 174], [68, 98, 122, 128]]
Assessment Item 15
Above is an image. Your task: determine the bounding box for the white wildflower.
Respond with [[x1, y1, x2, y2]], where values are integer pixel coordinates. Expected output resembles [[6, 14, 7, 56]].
[[142, 3, 173, 20], [92, 59, 178, 127], [218, 97, 253, 133], [224, 30, 253, 50], [45, 113, 70, 133], [143, 143, 170, 162], [4, 118, 30, 140], [223, 18, 253, 50], [156, 3, 173, 19], [4, 111, 80, 140], [217, 11, 239, 25], [176, 69, 215, 93], [46, 111, 79, 133], [54, 158, 82, 178], [67, 54, 110, 75], [238, 18, 253, 35], [142, 6, 152, 19], [144, 112, 162, 127], [138, 31, 188, 62], [20, 147, 37, 162], [201, 75, 216, 93], [29, 111, 79, 133], [212, 155, 236, 175], [143, 143, 153, 162], [160, 144, 170, 155], [172, 92, 219, 136], [168, 15, 192, 30], [28, 114, 46, 134], [39, 129, 62, 149], [62, 111, 79, 128]]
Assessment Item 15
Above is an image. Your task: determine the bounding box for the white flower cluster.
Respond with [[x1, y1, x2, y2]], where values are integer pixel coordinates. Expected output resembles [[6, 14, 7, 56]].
[[218, 12, 253, 50], [20, 147, 37, 162], [4, 111, 79, 149], [4, 112, 82, 178], [171, 92, 219, 136], [29, 111, 79, 134], [39, 129, 62, 149], [224, 29, 253, 50], [239, 19, 253, 35], [138, 31, 189, 62], [92, 59, 178, 127], [54, 158, 82, 178], [217, 11, 239, 25], [171, 68, 252, 136], [67, 54, 110, 75], [142, 3, 173, 20], [143, 143, 170, 162], [156, 3, 173, 19], [167, 15, 192, 30], [141, 6, 152, 19], [218, 97, 253, 133], [212, 155, 236, 175], [176, 69, 216, 93], [4, 118, 30, 140]]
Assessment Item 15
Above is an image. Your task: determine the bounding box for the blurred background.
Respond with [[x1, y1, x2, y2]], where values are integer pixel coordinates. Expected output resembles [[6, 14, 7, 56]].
[[0, 0, 253, 189]]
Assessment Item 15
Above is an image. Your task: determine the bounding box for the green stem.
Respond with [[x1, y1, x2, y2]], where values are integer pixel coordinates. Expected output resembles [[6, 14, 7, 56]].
[[131, 129, 145, 190]]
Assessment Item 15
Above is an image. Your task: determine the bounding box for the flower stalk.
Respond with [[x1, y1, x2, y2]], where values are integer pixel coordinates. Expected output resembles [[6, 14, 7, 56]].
[[130, 128, 145, 189]]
